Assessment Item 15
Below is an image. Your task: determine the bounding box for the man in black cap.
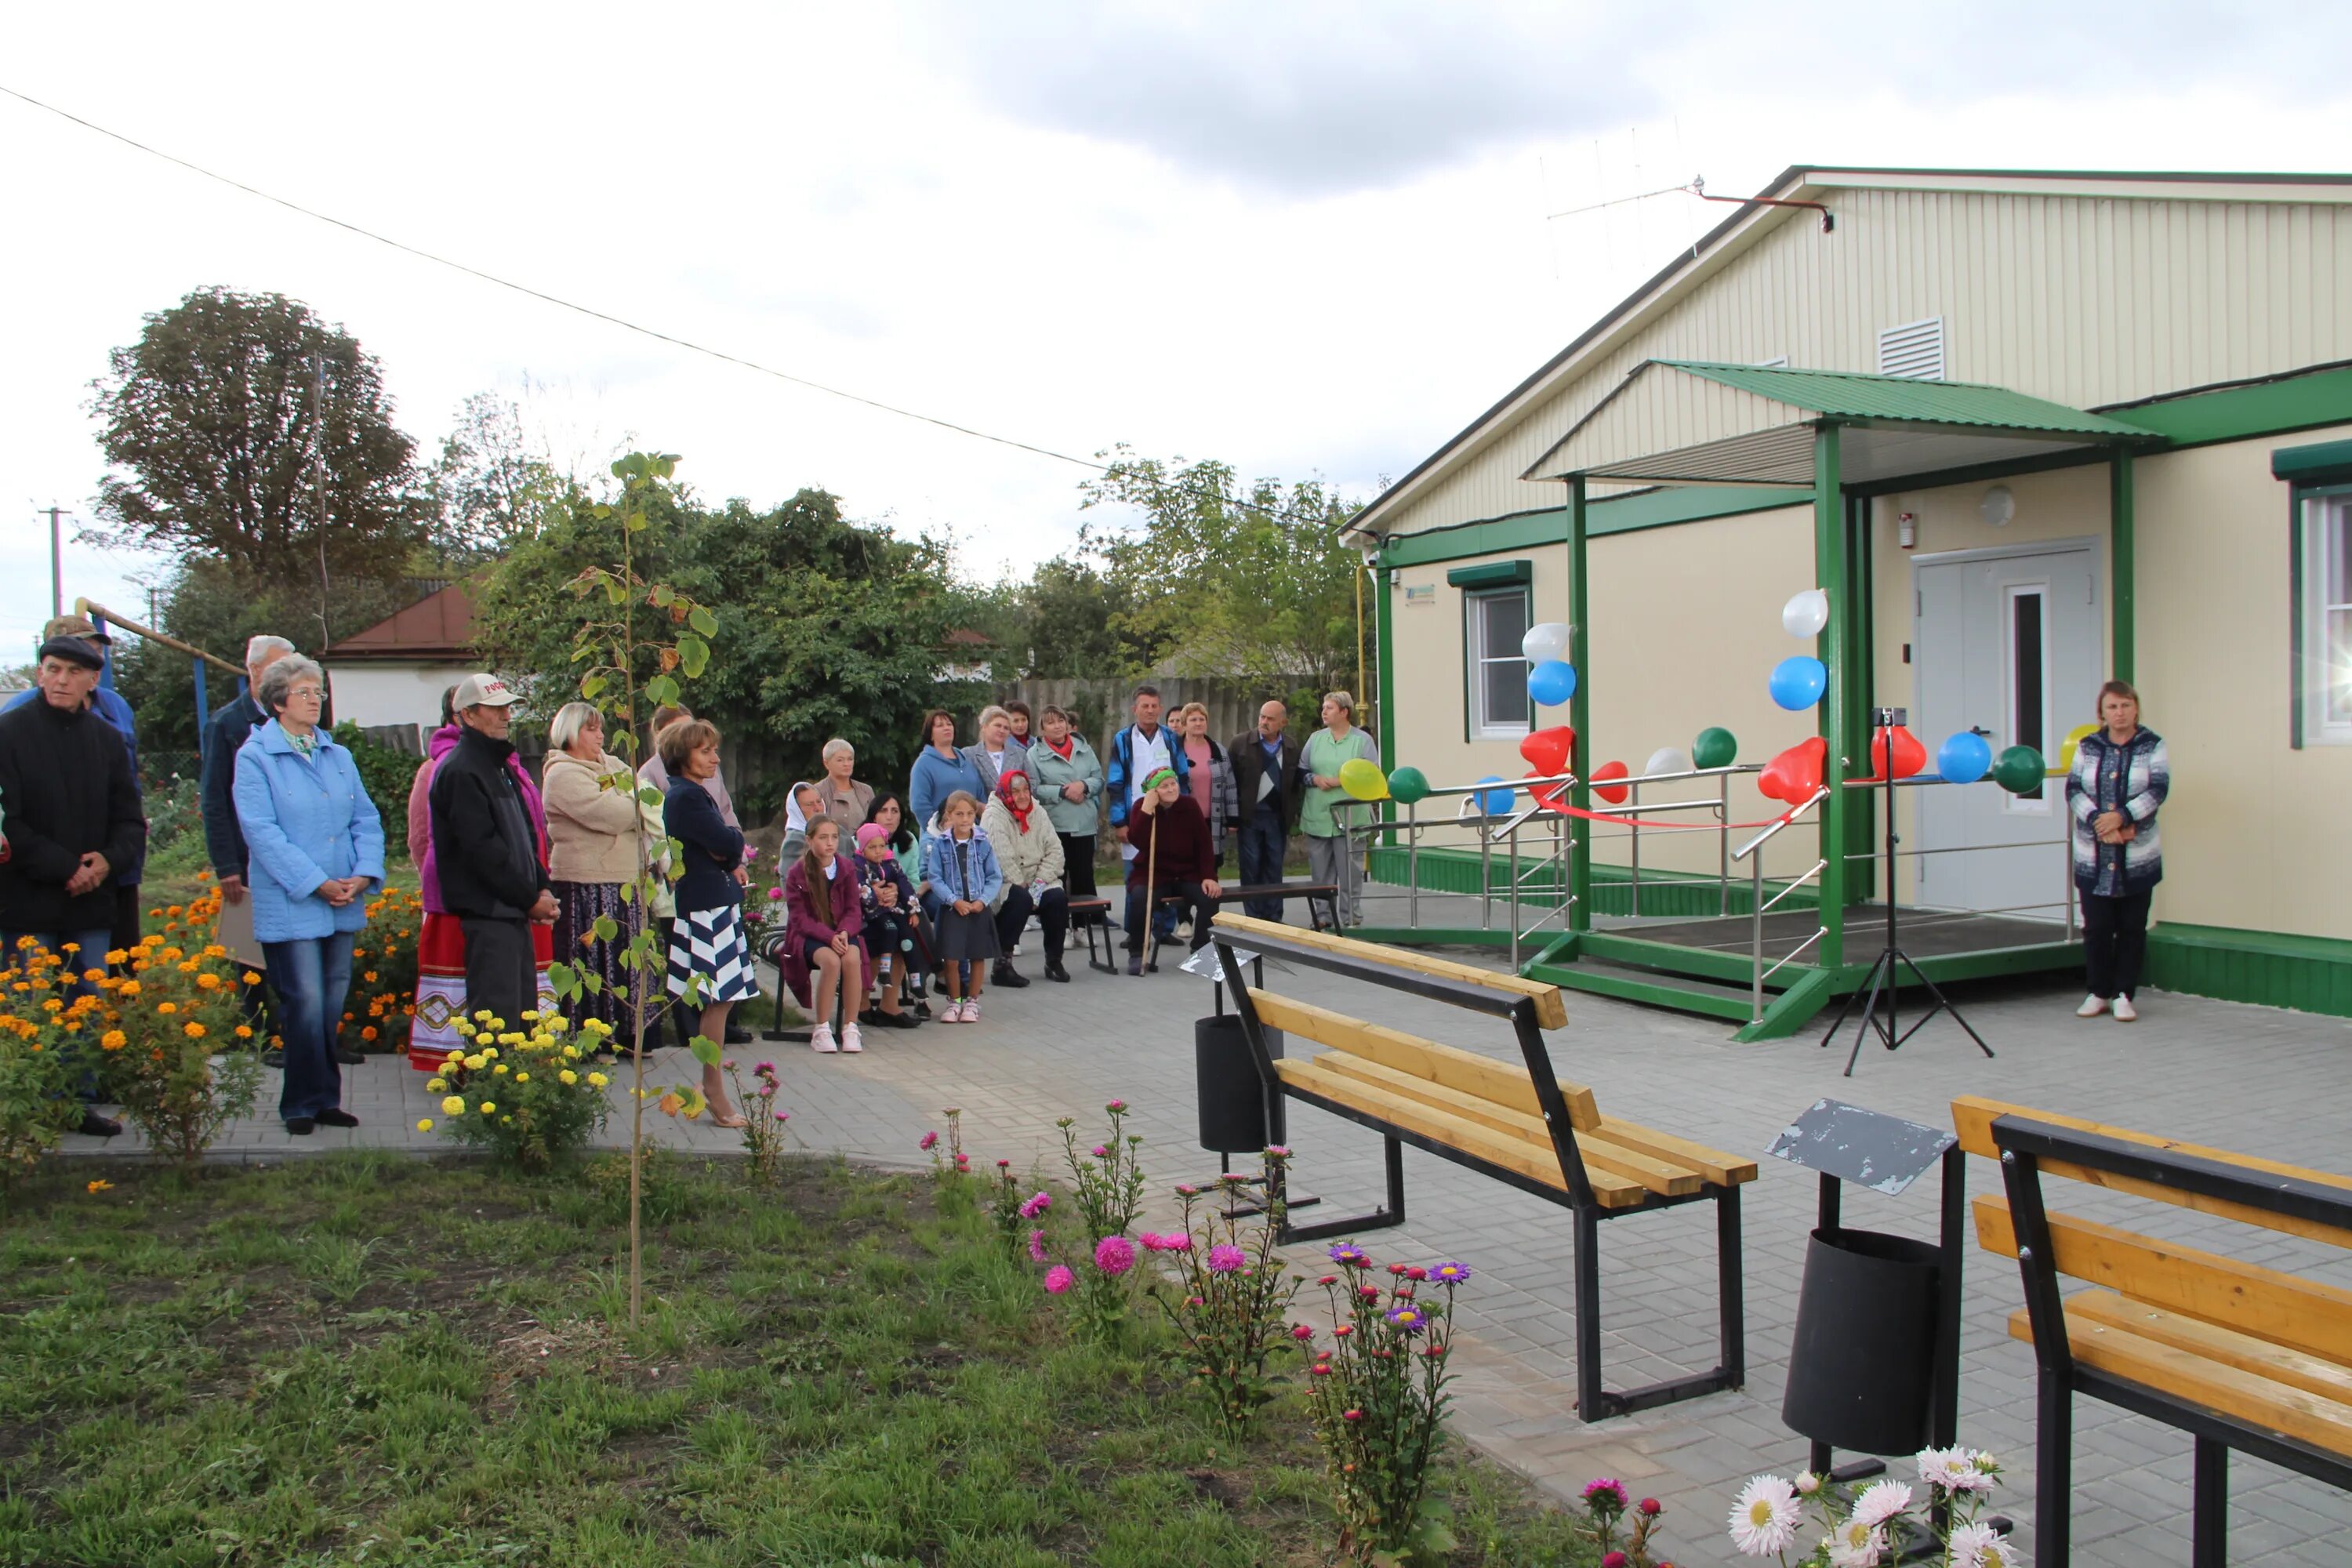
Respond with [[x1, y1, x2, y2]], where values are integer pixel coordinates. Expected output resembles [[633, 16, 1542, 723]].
[[429, 672, 558, 1032], [0, 631, 147, 1136], [2, 615, 145, 959]]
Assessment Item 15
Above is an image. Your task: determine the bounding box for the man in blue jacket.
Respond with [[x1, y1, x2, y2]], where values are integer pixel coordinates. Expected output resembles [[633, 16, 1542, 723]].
[[201, 634, 299, 1065], [1102, 685, 1190, 949]]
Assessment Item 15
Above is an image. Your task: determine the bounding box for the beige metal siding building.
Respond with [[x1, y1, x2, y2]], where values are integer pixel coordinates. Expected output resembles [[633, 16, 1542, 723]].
[[1352, 166, 2352, 1033]]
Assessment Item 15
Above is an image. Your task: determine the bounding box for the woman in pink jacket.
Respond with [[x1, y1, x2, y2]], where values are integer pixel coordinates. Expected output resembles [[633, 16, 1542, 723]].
[[782, 816, 869, 1056]]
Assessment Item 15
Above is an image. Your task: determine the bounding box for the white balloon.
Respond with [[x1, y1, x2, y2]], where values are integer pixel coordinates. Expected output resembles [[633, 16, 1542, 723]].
[[1645, 746, 1692, 778], [1520, 621, 1573, 665], [1781, 588, 1831, 640]]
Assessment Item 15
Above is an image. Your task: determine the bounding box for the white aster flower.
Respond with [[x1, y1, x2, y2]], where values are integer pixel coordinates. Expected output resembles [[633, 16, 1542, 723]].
[[1795, 1470, 1823, 1494], [1947, 1520, 2025, 1568], [1825, 1517, 1887, 1568], [1849, 1478, 1914, 1530], [1729, 1475, 1802, 1556], [1919, 1446, 2001, 1494]]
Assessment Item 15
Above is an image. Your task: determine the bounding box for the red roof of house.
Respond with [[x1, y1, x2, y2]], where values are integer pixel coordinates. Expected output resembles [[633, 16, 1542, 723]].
[[326, 581, 477, 661]]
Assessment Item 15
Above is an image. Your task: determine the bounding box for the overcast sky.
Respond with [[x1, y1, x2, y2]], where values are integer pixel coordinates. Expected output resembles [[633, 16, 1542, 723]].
[[7, 2, 2350, 659]]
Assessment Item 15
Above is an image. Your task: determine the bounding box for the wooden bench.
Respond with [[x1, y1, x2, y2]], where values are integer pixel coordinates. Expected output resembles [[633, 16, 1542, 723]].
[[1955, 1094, 2352, 1566], [1211, 912, 1756, 1421], [1167, 881, 1341, 932]]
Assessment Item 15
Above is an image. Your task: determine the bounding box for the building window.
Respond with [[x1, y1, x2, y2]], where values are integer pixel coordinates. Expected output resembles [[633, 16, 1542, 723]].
[[2004, 583, 2050, 813], [1466, 587, 1533, 739], [2306, 490, 2352, 745]]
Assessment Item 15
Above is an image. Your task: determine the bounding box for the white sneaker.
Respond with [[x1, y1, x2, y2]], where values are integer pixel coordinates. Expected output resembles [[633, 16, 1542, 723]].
[[811, 1023, 839, 1054], [2075, 995, 2107, 1018], [840, 1022, 864, 1053], [2112, 996, 2138, 1022], [960, 999, 981, 1024]]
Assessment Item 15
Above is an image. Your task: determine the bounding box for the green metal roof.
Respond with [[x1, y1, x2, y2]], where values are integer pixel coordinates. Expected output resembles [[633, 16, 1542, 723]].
[[1654, 361, 2160, 438]]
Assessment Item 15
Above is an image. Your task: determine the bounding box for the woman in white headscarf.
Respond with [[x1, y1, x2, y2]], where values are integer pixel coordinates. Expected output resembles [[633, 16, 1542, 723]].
[[780, 780, 821, 863]]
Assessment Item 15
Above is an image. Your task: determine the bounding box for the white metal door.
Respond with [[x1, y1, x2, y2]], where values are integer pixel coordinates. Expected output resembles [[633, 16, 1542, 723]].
[[1911, 545, 2098, 917]]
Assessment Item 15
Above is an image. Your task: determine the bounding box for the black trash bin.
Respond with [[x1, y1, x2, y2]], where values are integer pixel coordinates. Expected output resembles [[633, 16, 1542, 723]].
[[1781, 1226, 1944, 1457], [1194, 1014, 1281, 1154]]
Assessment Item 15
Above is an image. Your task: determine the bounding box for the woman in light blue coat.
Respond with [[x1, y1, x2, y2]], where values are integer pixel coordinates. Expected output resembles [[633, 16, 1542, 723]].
[[232, 655, 387, 1134]]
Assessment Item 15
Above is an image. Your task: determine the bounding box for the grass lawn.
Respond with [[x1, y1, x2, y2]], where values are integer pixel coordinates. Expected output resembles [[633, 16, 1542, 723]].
[[0, 1153, 1610, 1567]]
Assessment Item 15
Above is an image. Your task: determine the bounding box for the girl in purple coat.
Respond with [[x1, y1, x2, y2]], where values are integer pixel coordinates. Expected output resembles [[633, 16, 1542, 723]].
[[783, 817, 869, 1054]]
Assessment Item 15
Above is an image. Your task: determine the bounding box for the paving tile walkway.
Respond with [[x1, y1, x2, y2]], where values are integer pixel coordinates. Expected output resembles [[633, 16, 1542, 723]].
[[59, 919, 2352, 1566]]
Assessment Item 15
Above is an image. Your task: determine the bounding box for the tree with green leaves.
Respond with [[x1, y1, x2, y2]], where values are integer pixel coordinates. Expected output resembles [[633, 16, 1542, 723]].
[[85, 288, 427, 620], [427, 390, 566, 564], [1078, 448, 1364, 696]]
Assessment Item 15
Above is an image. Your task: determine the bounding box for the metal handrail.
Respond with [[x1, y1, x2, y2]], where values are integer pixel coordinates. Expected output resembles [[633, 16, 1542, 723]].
[[1733, 786, 1828, 862]]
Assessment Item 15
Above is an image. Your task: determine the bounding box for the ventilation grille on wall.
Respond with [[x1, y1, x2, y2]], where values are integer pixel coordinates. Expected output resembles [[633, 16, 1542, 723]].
[[1877, 317, 1946, 380]]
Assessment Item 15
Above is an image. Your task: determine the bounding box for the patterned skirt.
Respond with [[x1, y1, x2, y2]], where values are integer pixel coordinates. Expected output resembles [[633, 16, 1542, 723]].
[[551, 880, 642, 1033], [408, 911, 557, 1072], [666, 904, 761, 1004]]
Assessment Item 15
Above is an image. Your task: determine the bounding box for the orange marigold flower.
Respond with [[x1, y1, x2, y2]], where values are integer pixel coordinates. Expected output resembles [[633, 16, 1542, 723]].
[[156, 1001, 177, 1014], [234, 1025, 254, 1039], [86, 1179, 113, 1193], [364, 971, 379, 984], [166, 906, 183, 917], [197, 974, 222, 990], [243, 971, 263, 985], [183, 1022, 206, 1039], [361, 1026, 379, 1041], [101, 1029, 126, 1050]]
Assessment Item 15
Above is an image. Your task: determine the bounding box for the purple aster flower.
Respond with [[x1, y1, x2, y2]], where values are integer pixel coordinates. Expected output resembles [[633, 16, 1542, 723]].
[[1206, 1244, 1246, 1274], [1327, 1243, 1371, 1269], [1018, 1191, 1051, 1220], [1429, 1261, 1472, 1283], [1385, 1303, 1429, 1334], [1094, 1235, 1137, 1276]]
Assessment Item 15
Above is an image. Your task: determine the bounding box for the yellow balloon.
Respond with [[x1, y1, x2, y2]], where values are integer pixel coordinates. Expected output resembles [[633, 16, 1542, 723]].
[[1338, 757, 1390, 801], [2059, 722, 2099, 772]]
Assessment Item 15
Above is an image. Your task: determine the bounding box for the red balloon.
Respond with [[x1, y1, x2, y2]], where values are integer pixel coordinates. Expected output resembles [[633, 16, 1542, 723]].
[[1519, 724, 1575, 778], [1862, 725, 1927, 782], [1591, 760, 1631, 805], [1758, 736, 1827, 804]]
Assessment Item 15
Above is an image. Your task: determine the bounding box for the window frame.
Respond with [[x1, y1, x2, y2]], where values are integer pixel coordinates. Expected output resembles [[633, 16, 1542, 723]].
[[1463, 585, 1536, 742], [2298, 485, 2352, 747], [2002, 579, 2053, 815]]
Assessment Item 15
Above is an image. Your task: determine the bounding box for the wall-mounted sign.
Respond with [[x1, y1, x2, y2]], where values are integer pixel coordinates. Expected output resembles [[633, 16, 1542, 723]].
[[1402, 584, 1437, 608]]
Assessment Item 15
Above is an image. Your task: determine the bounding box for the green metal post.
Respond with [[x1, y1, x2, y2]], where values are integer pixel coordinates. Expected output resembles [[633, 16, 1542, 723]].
[[1568, 475, 1592, 936], [1375, 559, 1396, 853], [2111, 448, 2136, 683], [1813, 426, 1846, 971]]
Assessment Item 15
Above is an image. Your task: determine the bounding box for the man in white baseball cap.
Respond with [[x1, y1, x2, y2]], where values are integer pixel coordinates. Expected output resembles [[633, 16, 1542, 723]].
[[426, 673, 557, 1030]]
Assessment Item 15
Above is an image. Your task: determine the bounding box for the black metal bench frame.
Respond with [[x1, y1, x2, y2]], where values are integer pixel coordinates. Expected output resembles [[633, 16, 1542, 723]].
[[1993, 1113, 2352, 1568], [1213, 923, 1745, 1421], [1083, 882, 1340, 974]]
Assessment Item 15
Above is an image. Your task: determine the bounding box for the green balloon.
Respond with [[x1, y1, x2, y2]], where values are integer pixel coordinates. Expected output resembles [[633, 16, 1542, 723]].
[[1386, 765, 1431, 805], [1991, 744, 2047, 794], [1691, 727, 1738, 771]]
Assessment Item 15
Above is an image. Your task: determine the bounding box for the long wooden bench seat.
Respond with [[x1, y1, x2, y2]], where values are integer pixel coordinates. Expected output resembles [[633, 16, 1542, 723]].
[[1955, 1094, 2352, 1566], [1213, 911, 1755, 1421]]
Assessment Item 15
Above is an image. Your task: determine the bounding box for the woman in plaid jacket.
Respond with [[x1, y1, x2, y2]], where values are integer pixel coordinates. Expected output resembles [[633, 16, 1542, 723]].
[[2065, 680, 2169, 1022]]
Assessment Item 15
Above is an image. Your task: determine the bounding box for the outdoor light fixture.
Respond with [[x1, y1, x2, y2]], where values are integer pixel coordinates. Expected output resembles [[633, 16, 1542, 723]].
[[1897, 511, 1917, 550]]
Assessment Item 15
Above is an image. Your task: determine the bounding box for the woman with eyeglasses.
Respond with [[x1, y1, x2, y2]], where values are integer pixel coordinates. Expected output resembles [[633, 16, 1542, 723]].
[[232, 655, 385, 1134]]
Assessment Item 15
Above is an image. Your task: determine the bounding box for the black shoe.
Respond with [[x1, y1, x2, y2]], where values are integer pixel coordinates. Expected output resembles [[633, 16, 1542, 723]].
[[1126, 953, 1143, 977], [76, 1108, 122, 1138], [262, 1050, 286, 1070], [992, 960, 1029, 989], [724, 1022, 754, 1045], [285, 1117, 316, 1135], [335, 1046, 365, 1065], [1044, 959, 1070, 983], [314, 1109, 359, 1128], [881, 1010, 921, 1029]]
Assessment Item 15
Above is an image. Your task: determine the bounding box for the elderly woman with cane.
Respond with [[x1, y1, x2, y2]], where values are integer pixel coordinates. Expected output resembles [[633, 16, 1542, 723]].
[[1120, 768, 1220, 975]]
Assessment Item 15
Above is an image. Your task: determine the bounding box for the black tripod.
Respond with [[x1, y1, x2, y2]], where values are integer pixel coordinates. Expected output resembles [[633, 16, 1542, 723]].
[[1820, 714, 1994, 1077]]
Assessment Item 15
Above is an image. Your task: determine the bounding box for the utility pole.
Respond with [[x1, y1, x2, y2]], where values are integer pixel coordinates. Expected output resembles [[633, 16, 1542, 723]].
[[311, 354, 332, 648], [45, 505, 65, 619]]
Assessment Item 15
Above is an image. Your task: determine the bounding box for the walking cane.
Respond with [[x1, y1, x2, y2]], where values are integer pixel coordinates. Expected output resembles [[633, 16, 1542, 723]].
[[1142, 798, 1160, 974]]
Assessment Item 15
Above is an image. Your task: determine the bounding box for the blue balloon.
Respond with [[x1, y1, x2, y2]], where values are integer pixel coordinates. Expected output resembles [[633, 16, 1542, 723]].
[[1526, 659, 1577, 706], [1472, 775, 1516, 815], [1936, 730, 1993, 786], [1767, 655, 1828, 711]]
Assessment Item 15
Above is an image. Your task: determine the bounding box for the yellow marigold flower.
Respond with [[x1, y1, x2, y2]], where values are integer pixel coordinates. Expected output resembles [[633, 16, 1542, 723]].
[[558, 1069, 577, 1085], [441, 1095, 466, 1115], [417, 1119, 434, 1132], [473, 1010, 493, 1022], [493, 1064, 509, 1076], [477, 1101, 496, 1114], [480, 1046, 499, 1060], [183, 1022, 206, 1039], [426, 1077, 447, 1092], [587, 1072, 609, 1088], [101, 1029, 126, 1050], [521, 1009, 539, 1022], [514, 1072, 528, 1083], [562, 1044, 580, 1059], [463, 1054, 486, 1071], [445, 1049, 464, 1063], [86, 1178, 113, 1193]]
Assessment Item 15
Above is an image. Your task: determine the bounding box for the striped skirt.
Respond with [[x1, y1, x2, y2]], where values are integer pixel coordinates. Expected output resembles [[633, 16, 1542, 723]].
[[666, 904, 761, 1004]]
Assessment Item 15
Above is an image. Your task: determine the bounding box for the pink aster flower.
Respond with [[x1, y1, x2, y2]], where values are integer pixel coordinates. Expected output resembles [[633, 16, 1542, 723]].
[[919, 1131, 938, 1152], [773, 1109, 789, 1122], [1263, 1144, 1291, 1158], [1029, 1229, 1048, 1262], [1043, 1265, 1074, 1295], [1091, 1145, 1109, 1159], [1105, 1100, 1127, 1113], [766, 885, 784, 900], [1163, 1232, 1192, 1252], [1094, 1235, 1137, 1276], [1290, 1323, 1315, 1341], [1018, 1191, 1051, 1220], [1584, 1479, 1629, 1513], [1206, 1243, 1246, 1274]]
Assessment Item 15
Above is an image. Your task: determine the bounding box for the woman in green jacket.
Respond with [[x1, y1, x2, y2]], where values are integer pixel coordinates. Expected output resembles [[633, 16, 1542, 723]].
[[1023, 705, 1106, 899], [1299, 691, 1379, 927]]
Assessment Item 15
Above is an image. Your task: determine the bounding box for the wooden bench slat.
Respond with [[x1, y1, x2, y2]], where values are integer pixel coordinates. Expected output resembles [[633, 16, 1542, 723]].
[[1215, 913, 1570, 1029], [1952, 1095, 2352, 1252], [1249, 989, 1599, 1130], [1273, 1058, 1647, 1209], [2060, 1290, 2352, 1409], [2005, 1304, 2352, 1461], [1975, 1196, 2352, 1367], [1307, 1052, 1701, 1196], [1592, 1116, 1759, 1188]]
